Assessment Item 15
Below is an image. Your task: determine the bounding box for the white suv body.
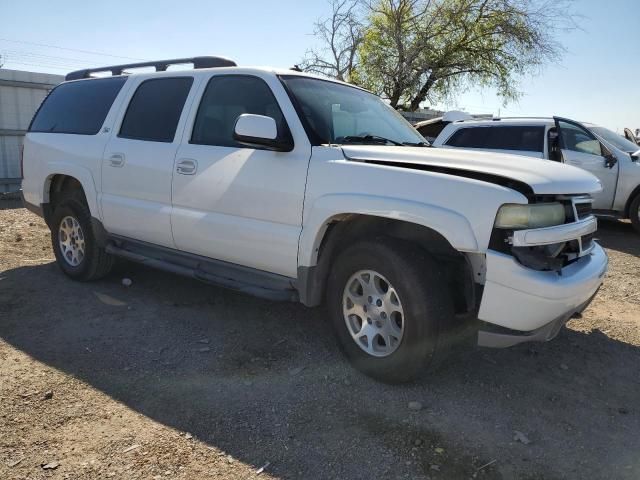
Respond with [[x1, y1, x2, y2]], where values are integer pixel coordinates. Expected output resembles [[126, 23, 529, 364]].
[[22, 58, 607, 381], [433, 116, 640, 231]]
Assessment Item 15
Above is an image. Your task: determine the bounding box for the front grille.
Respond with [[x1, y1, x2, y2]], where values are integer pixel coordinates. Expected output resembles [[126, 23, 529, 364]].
[[575, 202, 593, 220], [581, 232, 594, 251]]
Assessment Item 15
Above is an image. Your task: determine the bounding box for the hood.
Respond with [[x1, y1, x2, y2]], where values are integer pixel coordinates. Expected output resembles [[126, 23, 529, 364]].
[[341, 145, 602, 196]]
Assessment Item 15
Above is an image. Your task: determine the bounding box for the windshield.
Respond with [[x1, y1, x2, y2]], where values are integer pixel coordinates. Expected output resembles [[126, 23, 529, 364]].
[[589, 126, 640, 153], [280, 76, 427, 146]]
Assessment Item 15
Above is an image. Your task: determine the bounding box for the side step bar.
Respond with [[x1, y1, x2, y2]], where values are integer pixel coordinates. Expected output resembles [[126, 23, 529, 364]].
[[105, 238, 298, 302]]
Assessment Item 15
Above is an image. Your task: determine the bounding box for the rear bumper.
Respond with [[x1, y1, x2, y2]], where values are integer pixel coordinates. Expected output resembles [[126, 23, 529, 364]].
[[21, 191, 44, 218], [477, 243, 607, 346]]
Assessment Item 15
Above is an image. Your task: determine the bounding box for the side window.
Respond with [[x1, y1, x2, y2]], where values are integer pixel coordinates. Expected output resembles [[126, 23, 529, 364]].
[[557, 120, 602, 156], [29, 77, 127, 135], [445, 127, 488, 148], [119, 77, 193, 143], [191, 75, 291, 147], [446, 126, 545, 152]]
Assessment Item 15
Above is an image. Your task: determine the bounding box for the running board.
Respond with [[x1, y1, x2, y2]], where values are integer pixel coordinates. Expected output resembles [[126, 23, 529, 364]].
[[105, 237, 298, 302]]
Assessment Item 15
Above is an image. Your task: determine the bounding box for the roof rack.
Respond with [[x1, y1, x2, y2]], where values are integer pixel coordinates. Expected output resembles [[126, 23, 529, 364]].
[[488, 116, 553, 121], [65, 56, 237, 81]]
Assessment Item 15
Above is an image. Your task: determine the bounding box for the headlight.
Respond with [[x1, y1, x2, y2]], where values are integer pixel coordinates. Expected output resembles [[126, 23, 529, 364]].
[[495, 203, 566, 229]]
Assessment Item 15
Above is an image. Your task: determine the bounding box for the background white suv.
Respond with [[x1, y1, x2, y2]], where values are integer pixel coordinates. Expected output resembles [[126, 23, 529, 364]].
[[433, 116, 640, 232]]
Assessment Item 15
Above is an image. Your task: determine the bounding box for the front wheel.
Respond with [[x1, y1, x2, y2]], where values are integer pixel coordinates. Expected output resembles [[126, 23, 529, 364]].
[[326, 238, 454, 383], [629, 194, 640, 234]]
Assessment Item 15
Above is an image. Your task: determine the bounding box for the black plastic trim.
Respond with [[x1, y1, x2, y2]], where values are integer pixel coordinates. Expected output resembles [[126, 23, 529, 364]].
[[106, 235, 298, 302], [21, 195, 42, 218]]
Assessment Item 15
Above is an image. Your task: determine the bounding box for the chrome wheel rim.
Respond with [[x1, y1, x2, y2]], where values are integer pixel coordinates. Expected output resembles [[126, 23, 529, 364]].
[[342, 270, 405, 357], [58, 215, 85, 267]]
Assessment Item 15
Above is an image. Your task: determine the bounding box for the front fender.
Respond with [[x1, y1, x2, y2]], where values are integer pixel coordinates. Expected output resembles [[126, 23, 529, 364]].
[[298, 193, 478, 267]]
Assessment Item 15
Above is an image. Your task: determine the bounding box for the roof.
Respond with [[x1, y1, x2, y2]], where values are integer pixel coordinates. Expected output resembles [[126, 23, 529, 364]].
[[450, 117, 555, 126]]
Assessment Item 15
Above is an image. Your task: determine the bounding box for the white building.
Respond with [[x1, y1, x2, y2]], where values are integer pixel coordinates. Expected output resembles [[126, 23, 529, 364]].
[[0, 69, 63, 193]]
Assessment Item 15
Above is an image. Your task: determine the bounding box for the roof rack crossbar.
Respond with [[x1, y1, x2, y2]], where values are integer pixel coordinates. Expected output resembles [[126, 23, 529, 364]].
[[65, 56, 237, 81]]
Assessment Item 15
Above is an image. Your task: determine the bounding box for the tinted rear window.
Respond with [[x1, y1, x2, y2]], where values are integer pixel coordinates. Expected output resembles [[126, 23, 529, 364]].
[[446, 126, 545, 152], [119, 77, 193, 143], [29, 77, 127, 135]]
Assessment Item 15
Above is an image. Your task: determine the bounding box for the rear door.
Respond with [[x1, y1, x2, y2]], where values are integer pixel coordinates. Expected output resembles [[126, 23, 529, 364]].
[[554, 117, 618, 210], [100, 76, 197, 247]]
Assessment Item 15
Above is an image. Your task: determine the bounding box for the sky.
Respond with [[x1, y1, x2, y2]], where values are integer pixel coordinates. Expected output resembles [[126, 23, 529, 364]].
[[1, 0, 638, 131]]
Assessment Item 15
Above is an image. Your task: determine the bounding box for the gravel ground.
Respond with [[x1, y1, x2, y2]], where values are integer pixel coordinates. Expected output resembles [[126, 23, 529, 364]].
[[1, 205, 639, 480]]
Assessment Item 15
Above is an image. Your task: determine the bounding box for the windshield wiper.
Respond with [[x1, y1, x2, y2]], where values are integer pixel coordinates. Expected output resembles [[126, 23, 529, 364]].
[[402, 141, 430, 147], [336, 135, 403, 146]]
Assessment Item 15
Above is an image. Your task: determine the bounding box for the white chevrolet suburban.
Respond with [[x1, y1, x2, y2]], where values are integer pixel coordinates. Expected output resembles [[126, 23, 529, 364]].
[[432, 116, 640, 233], [22, 57, 608, 382]]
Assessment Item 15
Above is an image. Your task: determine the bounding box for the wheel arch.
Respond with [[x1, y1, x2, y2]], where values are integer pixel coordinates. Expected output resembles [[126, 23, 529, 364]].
[[297, 210, 479, 314], [624, 183, 640, 218], [42, 163, 100, 224]]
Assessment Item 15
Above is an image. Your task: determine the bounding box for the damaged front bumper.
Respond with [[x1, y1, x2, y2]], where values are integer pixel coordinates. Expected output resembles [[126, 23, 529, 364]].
[[476, 240, 607, 348]]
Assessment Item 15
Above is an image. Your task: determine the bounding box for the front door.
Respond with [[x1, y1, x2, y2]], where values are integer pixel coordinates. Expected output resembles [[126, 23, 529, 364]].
[[170, 74, 311, 277], [554, 117, 618, 210], [624, 128, 640, 146], [101, 76, 195, 247]]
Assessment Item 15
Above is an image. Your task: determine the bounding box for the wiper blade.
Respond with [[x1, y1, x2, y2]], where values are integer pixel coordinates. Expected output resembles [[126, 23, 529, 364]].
[[336, 135, 403, 146], [402, 141, 430, 147]]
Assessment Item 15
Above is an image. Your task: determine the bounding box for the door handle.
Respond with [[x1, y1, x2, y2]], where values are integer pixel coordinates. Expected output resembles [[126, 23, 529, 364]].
[[109, 154, 125, 167], [176, 158, 198, 175]]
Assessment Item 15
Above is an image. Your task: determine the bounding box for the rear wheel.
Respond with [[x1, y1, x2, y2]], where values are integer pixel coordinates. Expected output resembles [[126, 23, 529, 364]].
[[629, 194, 640, 234], [50, 190, 114, 280], [326, 238, 454, 383]]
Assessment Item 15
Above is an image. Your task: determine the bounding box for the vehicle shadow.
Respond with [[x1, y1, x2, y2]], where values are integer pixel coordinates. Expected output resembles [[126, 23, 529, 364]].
[[596, 218, 640, 256], [1, 261, 639, 479]]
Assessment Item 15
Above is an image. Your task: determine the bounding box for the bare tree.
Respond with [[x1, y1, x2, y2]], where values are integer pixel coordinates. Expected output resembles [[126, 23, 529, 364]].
[[300, 0, 364, 81]]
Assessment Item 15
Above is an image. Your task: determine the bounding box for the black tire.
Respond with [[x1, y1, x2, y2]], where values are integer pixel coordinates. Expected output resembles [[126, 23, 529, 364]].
[[629, 194, 640, 234], [50, 189, 114, 281], [326, 238, 454, 383]]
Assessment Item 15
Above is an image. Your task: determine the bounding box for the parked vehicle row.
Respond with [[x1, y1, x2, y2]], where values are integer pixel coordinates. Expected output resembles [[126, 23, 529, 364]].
[[22, 57, 607, 382], [430, 116, 640, 233], [624, 128, 640, 146]]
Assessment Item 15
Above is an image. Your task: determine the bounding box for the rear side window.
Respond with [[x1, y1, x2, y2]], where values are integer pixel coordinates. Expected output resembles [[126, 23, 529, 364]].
[[29, 77, 127, 135], [446, 126, 545, 152], [119, 77, 193, 143], [191, 75, 290, 148]]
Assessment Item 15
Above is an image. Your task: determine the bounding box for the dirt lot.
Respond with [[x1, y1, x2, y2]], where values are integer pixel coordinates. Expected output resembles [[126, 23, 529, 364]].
[[1, 205, 639, 480]]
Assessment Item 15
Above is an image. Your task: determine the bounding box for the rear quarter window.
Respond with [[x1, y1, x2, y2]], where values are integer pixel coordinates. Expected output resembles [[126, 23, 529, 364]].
[[29, 77, 127, 135], [446, 126, 545, 152]]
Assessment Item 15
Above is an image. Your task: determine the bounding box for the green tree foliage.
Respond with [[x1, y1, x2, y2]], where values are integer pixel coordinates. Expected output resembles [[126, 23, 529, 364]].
[[304, 0, 576, 110]]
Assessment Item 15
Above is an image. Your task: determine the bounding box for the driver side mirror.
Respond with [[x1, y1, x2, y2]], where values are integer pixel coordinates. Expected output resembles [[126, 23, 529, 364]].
[[602, 145, 617, 169], [233, 114, 293, 152]]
